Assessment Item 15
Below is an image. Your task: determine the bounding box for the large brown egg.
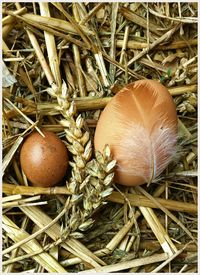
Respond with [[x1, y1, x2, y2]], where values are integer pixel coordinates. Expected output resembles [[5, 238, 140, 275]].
[[20, 130, 68, 187], [94, 80, 178, 186]]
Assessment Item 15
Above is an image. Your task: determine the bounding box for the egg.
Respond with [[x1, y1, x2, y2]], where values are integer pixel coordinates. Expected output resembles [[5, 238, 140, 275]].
[[94, 79, 178, 186], [20, 130, 68, 187]]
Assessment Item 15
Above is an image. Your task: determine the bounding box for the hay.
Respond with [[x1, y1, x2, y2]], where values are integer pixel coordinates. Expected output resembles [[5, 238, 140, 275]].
[[2, 2, 197, 273]]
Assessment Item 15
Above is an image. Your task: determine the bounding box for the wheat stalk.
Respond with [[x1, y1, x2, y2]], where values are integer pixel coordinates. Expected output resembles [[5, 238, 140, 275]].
[[46, 81, 116, 238]]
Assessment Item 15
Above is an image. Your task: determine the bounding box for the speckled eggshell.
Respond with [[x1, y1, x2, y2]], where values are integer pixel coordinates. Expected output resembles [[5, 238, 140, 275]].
[[20, 130, 68, 187]]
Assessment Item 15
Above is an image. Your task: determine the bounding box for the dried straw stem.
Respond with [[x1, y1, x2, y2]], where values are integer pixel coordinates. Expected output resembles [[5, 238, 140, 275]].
[[2, 198, 71, 256], [61, 215, 140, 266], [2, 24, 14, 40], [80, 253, 168, 273], [2, 2, 197, 272], [3, 216, 28, 272], [135, 186, 197, 244], [52, 2, 91, 49], [20, 205, 105, 268], [109, 3, 119, 83], [4, 98, 43, 135], [130, 189, 177, 256], [139, 206, 176, 256], [2, 195, 42, 208], [151, 242, 194, 273], [3, 184, 197, 214], [21, 13, 94, 35], [2, 136, 23, 175], [3, 183, 71, 196], [72, 5, 87, 97], [116, 38, 197, 50], [80, 3, 105, 25], [2, 7, 27, 25], [119, 6, 162, 36], [2, 215, 67, 272], [117, 22, 182, 77], [2, 194, 22, 203], [108, 191, 197, 213], [39, 2, 62, 88], [6, 83, 196, 119], [73, 43, 87, 96], [139, 240, 197, 252], [2, 39, 37, 96], [26, 29, 55, 86]]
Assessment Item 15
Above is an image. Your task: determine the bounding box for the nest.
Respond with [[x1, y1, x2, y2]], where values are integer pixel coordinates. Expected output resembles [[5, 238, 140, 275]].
[[2, 2, 197, 273]]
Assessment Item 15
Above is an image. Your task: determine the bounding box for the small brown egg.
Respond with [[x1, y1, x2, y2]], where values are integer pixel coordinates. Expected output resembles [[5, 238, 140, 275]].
[[94, 79, 178, 186], [20, 130, 68, 187]]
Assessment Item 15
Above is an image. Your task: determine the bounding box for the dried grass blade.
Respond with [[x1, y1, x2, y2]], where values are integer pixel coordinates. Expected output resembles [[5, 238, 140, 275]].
[[26, 29, 55, 86], [148, 7, 198, 23], [2, 136, 23, 175], [135, 186, 197, 244], [105, 216, 137, 252], [2, 215, 67, 272], [21, 16, 89, 49], [138, 206, 176, 256], [117, 23, 182, 75], [20, 206, 105, 267], [72, 4, 87, 97], [52, 2, 91, 49], [39, 3, 62, 88], [61, 216, 139, 267], [61, 241, 104, 268], [169, 84, 197, 96], [150, 242, 194, 273], [102, 51, 143, 79], [2, 198, 70, 256], [80, 3, 105, 25], [4, 98, 43, 136], [2, 39, 37, 96], [94, 51, 110, 87], [119, 6, 162, 36], [80, 253, 169, 273], [108, 191, 197, 213], [2, 7, 27, 25], [3, 183, 71, 196], [22, 13, 93, 35], [2, 194, 22, 203], [116, 38, 197, 50], [2, 195, 43, 208], [109, 3, 119, 83], [67, 238, 106, 266], [73, 43, 87, 96], [119, 25, 130, 64]]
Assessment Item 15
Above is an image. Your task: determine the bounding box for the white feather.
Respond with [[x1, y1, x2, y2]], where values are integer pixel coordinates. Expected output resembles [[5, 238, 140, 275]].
[[112, 120, 177, 183]]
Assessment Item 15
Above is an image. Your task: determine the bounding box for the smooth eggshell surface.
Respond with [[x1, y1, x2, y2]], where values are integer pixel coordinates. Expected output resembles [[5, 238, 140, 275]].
[[94, 80, 178, 186], [20, 130, 68, 187]]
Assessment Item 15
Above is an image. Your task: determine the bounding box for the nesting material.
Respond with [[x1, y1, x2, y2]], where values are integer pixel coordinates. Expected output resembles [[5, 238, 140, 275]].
[[2, 2, 197, 273]]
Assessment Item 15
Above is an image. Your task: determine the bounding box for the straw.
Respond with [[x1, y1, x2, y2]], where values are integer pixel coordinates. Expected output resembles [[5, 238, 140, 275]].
[[2, 3, 197, 272], [2, 215, 67, 272]]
